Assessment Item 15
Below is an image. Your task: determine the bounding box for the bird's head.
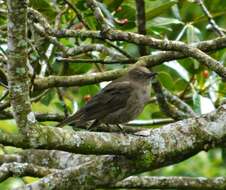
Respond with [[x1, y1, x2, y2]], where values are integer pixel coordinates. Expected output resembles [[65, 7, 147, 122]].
[[128, 66, 157, 84]]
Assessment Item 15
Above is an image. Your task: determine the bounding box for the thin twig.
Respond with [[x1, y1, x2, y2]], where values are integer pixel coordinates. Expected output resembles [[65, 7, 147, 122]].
[[196, 0, 225, 36], [56, 57, 135, 64]]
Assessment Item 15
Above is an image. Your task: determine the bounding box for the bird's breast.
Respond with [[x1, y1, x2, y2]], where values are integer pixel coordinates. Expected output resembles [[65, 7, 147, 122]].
[[140, 86, 150, 104]]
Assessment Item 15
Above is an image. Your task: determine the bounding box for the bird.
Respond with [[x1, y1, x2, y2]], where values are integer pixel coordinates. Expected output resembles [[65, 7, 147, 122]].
[[56, 66, 156, 130]]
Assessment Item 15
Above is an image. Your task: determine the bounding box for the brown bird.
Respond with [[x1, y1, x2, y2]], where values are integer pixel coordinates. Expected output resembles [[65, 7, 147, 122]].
[[56, 66, 156, 129]]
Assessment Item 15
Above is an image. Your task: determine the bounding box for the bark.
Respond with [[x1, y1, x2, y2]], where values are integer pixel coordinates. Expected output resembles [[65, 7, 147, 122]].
[[31, 35, 226, 90], [0, 104, 224, 189], [0, 1, 225, 189], [7, 0, 35, 129], [111, 176, 226, 189]]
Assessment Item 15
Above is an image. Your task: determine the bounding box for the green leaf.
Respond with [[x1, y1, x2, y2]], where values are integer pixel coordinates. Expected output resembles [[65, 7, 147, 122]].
[[0, 177, 24, 190], [164, 60, 190, 82], [78, 85, 100, 97], [4, 146, 22, 154], [192, 11, 226, 24], [85, 16, 98, 30], [103, 0, 123, 11], [171, 4, 181, 20], [54, 101, 72, 114], [69, 63, 93, 75], [23, 177, 39, 184], [174, 79, 187, 92], [122, 43, 139, 57], [147, 26, 171, 37], [146, 17, 183, 35], [186, 24, 201, 44], [0, 148, 4, 155], [59, 38, 75, 47], [115, 5, 136, 20], [75, 0, 87, 11], [192, 93, 215, 114], [158, 72, 175, 91], [149, 17, 183, 27], [0, 121, 19, 134], [139, 103, 162, 119], [192, 91, 201, 113], [146, 0, 178, 19], [30, 0, 57, 20], [115, 5, 136, 29], [40, 90, 55, 106]]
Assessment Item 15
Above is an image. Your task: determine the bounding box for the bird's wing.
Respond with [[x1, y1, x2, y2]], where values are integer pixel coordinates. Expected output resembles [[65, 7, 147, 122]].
[[79, 81, 134, 121], [56, 81, 134, 127]]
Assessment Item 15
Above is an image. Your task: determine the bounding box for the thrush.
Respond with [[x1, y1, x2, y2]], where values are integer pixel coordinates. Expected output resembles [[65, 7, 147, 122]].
[[56, 66, 156, 129]]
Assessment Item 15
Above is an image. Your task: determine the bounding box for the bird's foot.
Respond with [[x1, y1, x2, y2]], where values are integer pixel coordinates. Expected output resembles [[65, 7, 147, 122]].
[[87, 120, 100, 131], [105, 124, 126, 135], [116, 124, 127, 135]]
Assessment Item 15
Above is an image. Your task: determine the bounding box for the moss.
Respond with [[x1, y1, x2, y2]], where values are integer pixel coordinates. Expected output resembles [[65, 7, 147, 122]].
[[85, 175, 95, 185], [111, 165, 121, 176], [136, 150, 154, 168], [132, 141, 154, 169]]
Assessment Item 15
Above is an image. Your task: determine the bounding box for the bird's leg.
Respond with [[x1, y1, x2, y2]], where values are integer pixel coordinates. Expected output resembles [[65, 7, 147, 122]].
[[116, 124, 126, 135], [87, 120, 100, 131], [106, 124, 126, 134], [116, 124, 123, 131]]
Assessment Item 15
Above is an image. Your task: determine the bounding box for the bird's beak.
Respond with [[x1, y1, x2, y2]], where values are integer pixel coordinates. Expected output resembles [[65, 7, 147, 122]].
[[148, 72, 157, 78]]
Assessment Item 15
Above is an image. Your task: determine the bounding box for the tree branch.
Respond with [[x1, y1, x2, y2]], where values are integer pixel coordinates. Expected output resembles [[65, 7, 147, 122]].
[[0, 104, 225, 162], [0, 104, 223, 189], [0, 162, 57, 182], [52, 28, 226, 79], [164, 89, 196, 117], [7, 0, 36, 128], [111, 176, 226, 189], [196, 0, 225, 36], [32, 35, 226, 91]]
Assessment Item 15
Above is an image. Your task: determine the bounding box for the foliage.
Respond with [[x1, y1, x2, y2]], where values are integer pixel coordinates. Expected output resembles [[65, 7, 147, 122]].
[[0, 0, 226, 189]]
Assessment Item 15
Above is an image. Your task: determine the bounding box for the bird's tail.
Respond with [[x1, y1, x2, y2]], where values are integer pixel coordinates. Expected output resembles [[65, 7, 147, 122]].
[[55, 116, 74, 128], [55, 111, 84, 128]]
